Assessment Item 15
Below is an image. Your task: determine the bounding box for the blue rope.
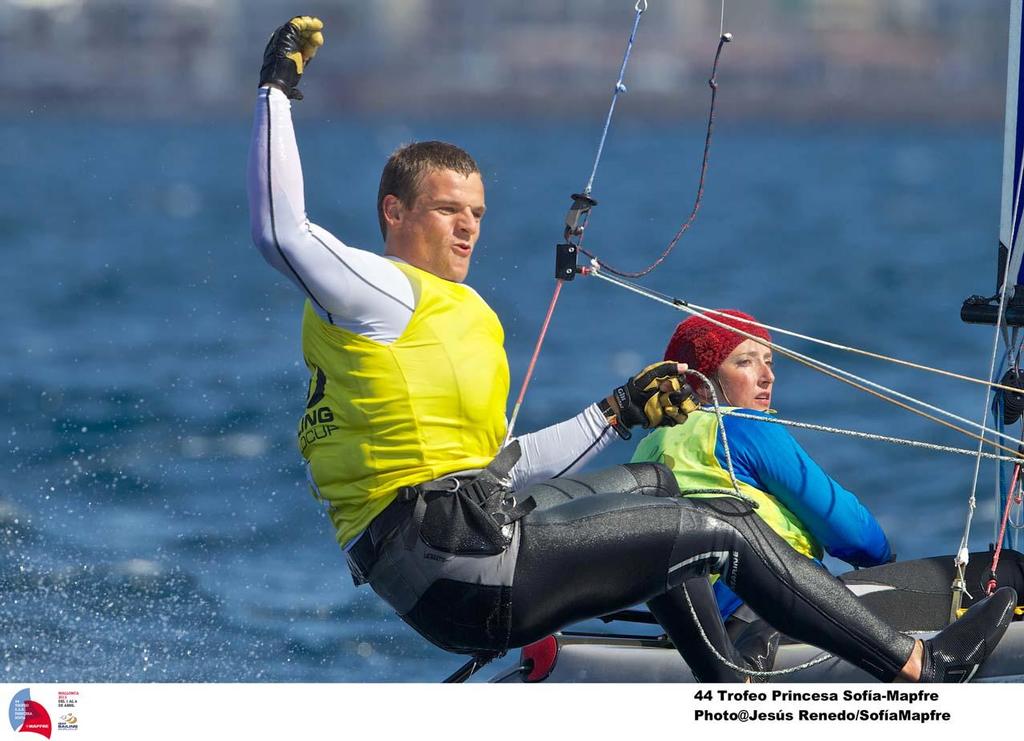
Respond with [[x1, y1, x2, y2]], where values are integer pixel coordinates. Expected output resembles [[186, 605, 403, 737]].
[[583, 1, 647, 196]]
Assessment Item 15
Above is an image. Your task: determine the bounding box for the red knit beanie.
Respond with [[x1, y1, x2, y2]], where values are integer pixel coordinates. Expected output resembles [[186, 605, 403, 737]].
[[663, 310, 772, 383]]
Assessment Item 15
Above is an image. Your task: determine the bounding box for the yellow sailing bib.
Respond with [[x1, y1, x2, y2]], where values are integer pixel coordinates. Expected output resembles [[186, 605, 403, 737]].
[[299, 261, 509, 547], [632, 412, 822, 561]]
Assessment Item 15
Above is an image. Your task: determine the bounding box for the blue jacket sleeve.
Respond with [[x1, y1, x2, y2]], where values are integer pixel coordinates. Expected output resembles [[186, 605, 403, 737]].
[[719, 413, 893, 568]]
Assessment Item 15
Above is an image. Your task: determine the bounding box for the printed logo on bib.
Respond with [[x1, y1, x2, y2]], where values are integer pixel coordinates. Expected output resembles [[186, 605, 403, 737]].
[[300, 364, 338, 453], [305, 366, 327, 409]]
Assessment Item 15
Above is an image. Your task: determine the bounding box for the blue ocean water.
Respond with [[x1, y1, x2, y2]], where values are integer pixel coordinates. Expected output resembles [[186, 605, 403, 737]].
[[0, 112, 1010, 681]]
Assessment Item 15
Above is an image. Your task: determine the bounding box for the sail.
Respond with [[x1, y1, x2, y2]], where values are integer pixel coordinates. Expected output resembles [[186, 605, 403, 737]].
[[958, 1, 1024, 551], [995, 0, 1024, 552], [963, 0, 1024, 324], [1002, 0, 1024, 292]]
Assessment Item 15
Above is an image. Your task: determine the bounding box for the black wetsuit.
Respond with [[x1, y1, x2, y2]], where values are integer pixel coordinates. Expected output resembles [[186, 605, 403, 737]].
[[352, 463, 917, 682], [699, 550, 1024, 682], [841, 550, 1024, 631]]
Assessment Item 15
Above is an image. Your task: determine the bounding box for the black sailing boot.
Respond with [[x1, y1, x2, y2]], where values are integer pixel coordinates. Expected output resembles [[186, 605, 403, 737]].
[[919, 586, 1016, 682]]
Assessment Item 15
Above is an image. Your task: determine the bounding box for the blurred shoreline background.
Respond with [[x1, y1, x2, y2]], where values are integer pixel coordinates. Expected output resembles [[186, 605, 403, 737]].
[[0, 0, 1010, 122]]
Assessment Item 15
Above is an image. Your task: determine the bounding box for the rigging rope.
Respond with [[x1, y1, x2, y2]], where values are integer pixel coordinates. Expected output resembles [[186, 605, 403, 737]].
[[580, 30, 731, 278], [506, 1, 729, 440], [587, 265, 1024, 460], [683, 306, 1024, 397], [953, 119, 1024, 618], [503, 3, 649, 442], [505, 281, 564, 446], [713, 409, 1024, 464], [987, 460, 1023, 595], [997, 332, 1024, 554], [583, 0, 648, 197]]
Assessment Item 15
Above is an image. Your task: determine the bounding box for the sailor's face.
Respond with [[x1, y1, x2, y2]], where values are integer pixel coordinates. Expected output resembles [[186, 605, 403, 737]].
[[714, 339, 774, 411], [384, 168, 486, 282]]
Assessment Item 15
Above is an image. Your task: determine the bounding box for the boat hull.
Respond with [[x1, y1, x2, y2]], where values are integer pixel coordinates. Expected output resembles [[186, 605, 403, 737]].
[[491, 622, 1024, 683]]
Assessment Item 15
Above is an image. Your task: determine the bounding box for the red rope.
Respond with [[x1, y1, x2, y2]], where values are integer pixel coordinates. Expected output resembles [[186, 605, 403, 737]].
[[505, 280, 564, 440], [987, 462, 1023, 595]]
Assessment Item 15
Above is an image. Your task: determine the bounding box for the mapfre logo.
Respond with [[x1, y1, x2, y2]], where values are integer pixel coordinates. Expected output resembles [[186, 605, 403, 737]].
[[8, 689, 52, 739]]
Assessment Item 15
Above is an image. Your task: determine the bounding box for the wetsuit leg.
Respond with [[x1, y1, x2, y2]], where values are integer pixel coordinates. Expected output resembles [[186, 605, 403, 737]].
[[509, 481, 916, 681], [548, 465, 749, 680], [686, 497, 917, 680], [849, 549, 1024, 605], [520, 464, 747, 681], [369, 463, 684, 655], [648, 577, 749, 682], [523, 462, 680, 510], [839, 549, 1024, 630]]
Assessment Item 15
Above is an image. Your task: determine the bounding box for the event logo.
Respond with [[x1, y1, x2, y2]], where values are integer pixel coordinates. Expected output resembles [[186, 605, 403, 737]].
[[8, 689, 52, 739]]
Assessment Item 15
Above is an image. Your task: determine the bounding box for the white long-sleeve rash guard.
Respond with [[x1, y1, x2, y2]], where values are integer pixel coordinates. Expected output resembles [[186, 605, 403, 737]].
[[247, 87, 616, 490]]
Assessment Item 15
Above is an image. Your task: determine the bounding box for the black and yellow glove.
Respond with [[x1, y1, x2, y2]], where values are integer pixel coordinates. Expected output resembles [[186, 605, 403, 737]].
[[599, 362, 698, 439], [259, 16, 325, 100]]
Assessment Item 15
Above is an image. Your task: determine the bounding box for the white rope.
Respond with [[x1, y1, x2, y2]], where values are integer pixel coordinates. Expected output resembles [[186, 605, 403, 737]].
[[681, 370, 754, 503], [685, 304, 1022, 396], [960, 118, 1024, 578], [680, 576, 833, 679], [676, 371, 834, 678], [712, 409, 1024, 464], [588, 266, 1024, 452]]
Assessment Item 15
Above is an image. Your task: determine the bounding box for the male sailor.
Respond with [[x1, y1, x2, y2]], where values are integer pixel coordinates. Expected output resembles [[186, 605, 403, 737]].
[[247, 16, 1016, 682]]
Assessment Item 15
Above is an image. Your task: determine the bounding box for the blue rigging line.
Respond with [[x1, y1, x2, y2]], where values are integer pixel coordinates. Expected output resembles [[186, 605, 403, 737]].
[[583, 1, 647, 196]]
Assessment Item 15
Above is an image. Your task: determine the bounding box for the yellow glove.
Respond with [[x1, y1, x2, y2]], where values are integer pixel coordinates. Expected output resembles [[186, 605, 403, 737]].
[[601, 362, 698, 439], [259, 16, 325, 100]]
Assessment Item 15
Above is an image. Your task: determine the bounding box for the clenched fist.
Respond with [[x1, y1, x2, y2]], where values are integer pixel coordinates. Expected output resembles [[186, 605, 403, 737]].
[[259, 16, 325, 100]]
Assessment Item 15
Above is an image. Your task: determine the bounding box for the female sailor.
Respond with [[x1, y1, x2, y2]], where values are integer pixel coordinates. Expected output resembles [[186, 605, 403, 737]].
[[632, 309, 1024, 678]]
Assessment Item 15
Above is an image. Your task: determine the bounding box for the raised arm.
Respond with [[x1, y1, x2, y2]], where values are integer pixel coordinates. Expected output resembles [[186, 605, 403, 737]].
[[246, 18, 415, 339]]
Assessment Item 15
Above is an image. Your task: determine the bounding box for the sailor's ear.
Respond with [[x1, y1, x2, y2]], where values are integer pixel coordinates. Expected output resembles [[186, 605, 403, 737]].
[[382, 194, 403, 226]]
